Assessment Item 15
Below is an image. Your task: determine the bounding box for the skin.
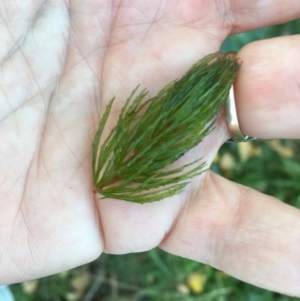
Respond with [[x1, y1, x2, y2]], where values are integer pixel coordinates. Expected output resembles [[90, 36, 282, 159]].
[[0, 0, 300, 295]]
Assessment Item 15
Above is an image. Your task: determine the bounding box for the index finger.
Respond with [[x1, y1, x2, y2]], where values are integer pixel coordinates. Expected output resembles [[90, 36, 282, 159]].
[[225, 0, 300, 33]]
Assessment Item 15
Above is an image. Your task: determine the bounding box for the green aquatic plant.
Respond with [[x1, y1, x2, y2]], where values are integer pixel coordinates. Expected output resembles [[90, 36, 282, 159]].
[[93, 52, 240, 203]]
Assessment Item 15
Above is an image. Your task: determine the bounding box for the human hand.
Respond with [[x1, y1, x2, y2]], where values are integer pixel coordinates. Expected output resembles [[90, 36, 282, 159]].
[[1, 0, 300, 295]]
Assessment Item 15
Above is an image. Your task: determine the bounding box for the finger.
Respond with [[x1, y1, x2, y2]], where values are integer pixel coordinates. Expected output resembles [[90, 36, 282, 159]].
[[234, 35, 300, 139], [98, 126, 227, 253], [160, 172, 300, 296], [99, 196, 185, 253], [226, 0, 300, 33]]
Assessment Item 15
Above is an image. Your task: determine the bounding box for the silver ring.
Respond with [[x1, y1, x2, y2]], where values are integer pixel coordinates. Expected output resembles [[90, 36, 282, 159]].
[[226, 85, 256, 143]]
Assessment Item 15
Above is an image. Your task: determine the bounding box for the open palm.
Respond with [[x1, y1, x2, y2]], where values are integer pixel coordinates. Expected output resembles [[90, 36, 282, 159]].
[[1, 0, 300, 295]]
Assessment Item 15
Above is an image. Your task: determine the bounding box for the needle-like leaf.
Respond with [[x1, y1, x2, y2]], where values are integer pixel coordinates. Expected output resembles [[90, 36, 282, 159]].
[[93, 52, 240, 203]]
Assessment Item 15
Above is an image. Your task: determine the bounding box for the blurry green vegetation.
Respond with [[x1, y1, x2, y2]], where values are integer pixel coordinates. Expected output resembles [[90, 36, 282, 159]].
[[10, 18, 300, 301], [221, 18, 300, 52]]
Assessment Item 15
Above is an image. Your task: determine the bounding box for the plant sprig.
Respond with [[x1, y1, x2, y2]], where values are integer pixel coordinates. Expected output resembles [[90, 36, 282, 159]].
[[93, 52, 240, 203]]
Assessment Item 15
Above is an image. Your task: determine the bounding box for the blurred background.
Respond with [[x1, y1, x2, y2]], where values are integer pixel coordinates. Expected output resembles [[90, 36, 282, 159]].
[[10, 18, 300, 301]]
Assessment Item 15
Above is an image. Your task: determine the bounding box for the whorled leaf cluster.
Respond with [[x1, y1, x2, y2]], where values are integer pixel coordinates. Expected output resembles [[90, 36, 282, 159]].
[[93, 52, 240, 203]]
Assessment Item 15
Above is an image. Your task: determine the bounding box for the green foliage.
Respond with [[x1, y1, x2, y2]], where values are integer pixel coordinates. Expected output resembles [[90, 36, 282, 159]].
[[222, 18, 300, 52], [214, 139, 300, 208], [93, 52, 240, 203]]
